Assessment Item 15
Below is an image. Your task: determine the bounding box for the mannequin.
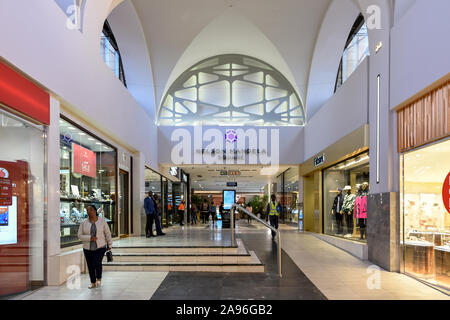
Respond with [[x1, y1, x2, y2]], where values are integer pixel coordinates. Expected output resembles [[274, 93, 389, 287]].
[[355, 182, 369, 240], [341, 186, 356, 237], [332, 188, 344, 235]]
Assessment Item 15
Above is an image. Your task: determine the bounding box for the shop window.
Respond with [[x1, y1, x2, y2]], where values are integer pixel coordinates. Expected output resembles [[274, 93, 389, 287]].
[[284, 167, 300, 225], [323, 152, 370, 241], [335, 14, 369, 92], [0, 109, 46, 296], [59, 117, 117, 247], [401, 138, 450, 289], [100, 20, 126, 86]]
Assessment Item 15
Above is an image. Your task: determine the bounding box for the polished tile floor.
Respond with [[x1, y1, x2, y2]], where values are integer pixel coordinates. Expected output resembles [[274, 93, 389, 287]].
[[11, 220, 450, 300], [12, 272, 167, 300]]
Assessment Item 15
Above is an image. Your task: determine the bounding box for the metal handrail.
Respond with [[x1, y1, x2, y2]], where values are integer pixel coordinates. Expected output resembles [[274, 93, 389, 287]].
[[231, 203, 282, 278]]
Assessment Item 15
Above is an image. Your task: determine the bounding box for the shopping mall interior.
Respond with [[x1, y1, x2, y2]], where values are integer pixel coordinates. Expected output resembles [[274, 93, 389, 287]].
[[0, 0, 449, 302]]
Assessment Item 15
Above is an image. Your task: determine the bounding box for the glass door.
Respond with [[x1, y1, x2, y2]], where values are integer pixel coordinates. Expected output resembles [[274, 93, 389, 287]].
[[119, 170, 129, 237]]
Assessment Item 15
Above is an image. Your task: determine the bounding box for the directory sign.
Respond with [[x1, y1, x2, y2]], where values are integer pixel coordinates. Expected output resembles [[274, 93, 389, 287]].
[[0, 196, 18, 245], [223, 190, 236, 210]]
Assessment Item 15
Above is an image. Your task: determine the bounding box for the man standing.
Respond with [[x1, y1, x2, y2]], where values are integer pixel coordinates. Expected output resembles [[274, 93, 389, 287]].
[[266, 194, 281, 240], [201, 199, 209, 224], [144, 191, 155, 237], [152, 193, 166, 236]]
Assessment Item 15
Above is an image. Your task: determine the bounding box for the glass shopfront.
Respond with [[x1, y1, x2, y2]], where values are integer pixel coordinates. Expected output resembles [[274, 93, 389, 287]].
[[323, 152, 370, 241], [59, 117, 117, 247], [145, 167, 173, 228], [401, 138, 450, 290], [0, 108, 46, 296], [284, 167, 300, 225]]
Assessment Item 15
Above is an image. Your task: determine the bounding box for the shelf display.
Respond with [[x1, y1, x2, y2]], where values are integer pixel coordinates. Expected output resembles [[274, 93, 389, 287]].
[[401, 137, 450, 289], [323, 152, 370, 242], [59, 117, 117, 247]]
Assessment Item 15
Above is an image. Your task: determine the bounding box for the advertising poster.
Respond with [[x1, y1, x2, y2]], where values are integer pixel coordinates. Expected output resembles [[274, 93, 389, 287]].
[[0, 196, 18, 245], [223, 190, 236, 210], [72, 142, 96, 178]]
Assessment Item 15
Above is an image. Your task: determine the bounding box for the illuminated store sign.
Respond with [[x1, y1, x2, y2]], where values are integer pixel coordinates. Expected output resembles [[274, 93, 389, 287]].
[[170, 167, 178, 177], [444, 172, 450, 214], [72, 143, 96, 178], [314, 154, 325, 167]]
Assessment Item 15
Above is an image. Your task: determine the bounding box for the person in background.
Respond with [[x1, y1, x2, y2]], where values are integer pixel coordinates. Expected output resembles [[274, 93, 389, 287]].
[[178, 200, 185, 226], [201, 199, 209, 224], [246, 203, 253, 224], [144, 191, 155, 237], [78, 205, 112, 289], [191, 202, 197, 225], [266, 194, 281, 240], [209, 201, 217, 226], [152, 193, 166, 236], [219, 202, 224, 221]]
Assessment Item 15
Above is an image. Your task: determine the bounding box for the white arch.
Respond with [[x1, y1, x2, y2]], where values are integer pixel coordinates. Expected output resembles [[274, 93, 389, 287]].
[[159, 8, 305, 117]]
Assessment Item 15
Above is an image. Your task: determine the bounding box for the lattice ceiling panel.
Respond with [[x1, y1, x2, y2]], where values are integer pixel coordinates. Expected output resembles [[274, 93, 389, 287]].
[[158, 54, 305, 126]]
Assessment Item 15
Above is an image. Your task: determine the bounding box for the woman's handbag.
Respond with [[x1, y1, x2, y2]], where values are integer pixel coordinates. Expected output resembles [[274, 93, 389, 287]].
[[106, 246, 113, 262]]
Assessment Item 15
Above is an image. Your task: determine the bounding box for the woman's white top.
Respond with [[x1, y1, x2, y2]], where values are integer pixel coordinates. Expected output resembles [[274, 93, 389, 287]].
[[77, 217, 113, 250]]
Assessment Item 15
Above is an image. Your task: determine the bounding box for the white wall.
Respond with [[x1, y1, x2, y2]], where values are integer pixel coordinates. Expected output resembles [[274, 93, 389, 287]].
[[107, 0, 157, 119], [304, 58, 369, 160], [0, 0, 158, 168], [306, 0, 360, 120], [390, 0, 450, 109]]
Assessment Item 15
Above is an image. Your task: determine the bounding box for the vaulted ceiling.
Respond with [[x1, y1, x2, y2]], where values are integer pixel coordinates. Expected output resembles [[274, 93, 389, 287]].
[[108, 0, 368, 121]]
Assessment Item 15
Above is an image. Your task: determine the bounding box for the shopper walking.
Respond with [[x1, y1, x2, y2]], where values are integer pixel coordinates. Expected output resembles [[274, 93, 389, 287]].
[[266, 194, 281, 240], [178, 200, 185, 226], [246, 204, 253, 224], [144, 191, 156, 237], [201, 199, 209, 224], [209, 202, 217, 226], [78, 205, 112, 289], [152, 193, 166, 236], [191, 202, 197, 225]]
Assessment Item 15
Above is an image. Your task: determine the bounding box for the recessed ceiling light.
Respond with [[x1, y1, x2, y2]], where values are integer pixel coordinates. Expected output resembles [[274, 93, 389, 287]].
[[68, 127, 75, 130], [88, 138, 95, 141], [96, 142, 102, 145], [78, 132, 86, 136]]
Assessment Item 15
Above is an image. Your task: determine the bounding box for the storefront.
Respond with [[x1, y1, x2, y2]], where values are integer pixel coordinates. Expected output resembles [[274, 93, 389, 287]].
[[323, 152, 369, 241], [275, 167, 301, 226], [398, 78, 450, 290], [0, 60, 49, 296], [300, 125, 369, 242], [59, 116, 118, 247]]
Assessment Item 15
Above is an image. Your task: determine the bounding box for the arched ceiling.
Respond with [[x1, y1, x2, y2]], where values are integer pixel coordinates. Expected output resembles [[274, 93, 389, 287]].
[[129, 0, 332, 118]]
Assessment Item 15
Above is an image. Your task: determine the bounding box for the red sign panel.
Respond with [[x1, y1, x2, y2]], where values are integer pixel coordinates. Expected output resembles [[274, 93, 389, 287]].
[[0, 60, 50, 125], [0, 178, 12, 206], [73, 143, 96, 178], [443, 172, 450, 214]]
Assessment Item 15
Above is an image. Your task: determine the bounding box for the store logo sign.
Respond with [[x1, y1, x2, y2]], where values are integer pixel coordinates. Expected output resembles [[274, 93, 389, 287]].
[[443, 172, 450, 214], [0, 168, 9, 179], [170, 167, 178, 177], [314, 154, 325, 167]]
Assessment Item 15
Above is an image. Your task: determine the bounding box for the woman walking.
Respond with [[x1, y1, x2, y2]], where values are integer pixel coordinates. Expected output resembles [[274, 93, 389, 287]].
[[78, 205, 112, 289]]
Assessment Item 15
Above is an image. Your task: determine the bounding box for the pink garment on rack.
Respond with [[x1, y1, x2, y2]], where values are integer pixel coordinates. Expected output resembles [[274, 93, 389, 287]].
[[355, 195, 367, 219]]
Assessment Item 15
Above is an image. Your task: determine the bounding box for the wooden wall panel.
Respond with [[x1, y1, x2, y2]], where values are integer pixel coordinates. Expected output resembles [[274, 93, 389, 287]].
[[397, 81, 450, 152]]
